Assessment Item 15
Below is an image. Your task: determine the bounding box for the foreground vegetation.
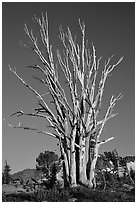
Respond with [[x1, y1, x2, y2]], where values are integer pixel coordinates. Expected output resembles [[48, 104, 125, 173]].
[[2, 183, 135, 202], [2, 149, 135, 202]]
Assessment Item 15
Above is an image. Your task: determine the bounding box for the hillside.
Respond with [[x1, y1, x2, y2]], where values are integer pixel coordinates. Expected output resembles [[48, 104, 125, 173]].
[[11, 169, 42, 182]]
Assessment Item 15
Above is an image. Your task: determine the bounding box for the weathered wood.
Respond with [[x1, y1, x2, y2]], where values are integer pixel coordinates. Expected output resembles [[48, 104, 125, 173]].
[[9, 13, 123, 188]]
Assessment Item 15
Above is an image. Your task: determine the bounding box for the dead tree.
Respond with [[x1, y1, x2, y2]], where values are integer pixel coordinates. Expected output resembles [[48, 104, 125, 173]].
[[8, 13, 123, 188]]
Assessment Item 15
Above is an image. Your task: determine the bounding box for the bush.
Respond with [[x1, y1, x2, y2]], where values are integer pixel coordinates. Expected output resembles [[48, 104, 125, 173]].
[[2, 184, 135, 202], [2, 192, 35, 202], [45, 185, 71, 202], [32, 186, 48, 201], [30, 183, 71, 202], [69, 185, 135, 202], [2, 179, 135, 202]]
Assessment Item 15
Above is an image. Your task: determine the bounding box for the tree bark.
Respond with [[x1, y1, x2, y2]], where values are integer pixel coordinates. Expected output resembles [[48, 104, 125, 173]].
[[59, 142, 70, 187], [89, 144, 100, 188], [79, 134, 92, 186], [69, 126, 77, 186], [79, 138, 88, 185], [63, 152, 70, 187]]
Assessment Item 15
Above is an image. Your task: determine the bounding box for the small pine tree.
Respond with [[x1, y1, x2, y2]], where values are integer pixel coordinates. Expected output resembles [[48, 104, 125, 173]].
[[2, 160, 11, 184], [36, 150, 59, 174]]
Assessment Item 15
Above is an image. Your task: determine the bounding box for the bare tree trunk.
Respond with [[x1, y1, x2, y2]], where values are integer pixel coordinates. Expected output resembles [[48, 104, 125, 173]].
[[62, 152, 70, 187], [78, 85, 90, 186], [63, 119, 70, 186], [69, 127, 77, 186], [85, 136, 90, 178], [89, 144, 100, 188], [59, 142, 70, 187], [79, 137, 89, 186]]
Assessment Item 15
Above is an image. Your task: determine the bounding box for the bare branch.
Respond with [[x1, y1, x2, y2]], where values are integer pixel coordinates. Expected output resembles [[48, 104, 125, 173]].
[[24, 24, 51, 70], [92, 56, 123, 118], [7, 122, 60, 139], [46, 73, 73, 116], [33, 13, 55, 72], [8, 65, 58, 125], [97, 113, 118, 126], [10, 110, 24, 117], [79, 19, 85, 74], [10, 110, 50, 120], [99, 136, 115, 145], [97, 93, 123, 138], [107, 57, 123, 74], [57, 49, 70, 81]]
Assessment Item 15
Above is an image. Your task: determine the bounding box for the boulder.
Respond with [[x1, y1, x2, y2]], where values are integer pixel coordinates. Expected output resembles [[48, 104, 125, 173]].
[[123, 184, 134, 191]]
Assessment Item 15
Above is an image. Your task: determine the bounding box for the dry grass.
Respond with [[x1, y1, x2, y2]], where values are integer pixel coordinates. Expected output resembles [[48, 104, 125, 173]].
[[2, 184, 25, 194]]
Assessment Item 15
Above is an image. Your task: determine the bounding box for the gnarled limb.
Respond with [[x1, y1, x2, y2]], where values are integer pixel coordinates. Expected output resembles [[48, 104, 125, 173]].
[[7, 122, 60, 139]]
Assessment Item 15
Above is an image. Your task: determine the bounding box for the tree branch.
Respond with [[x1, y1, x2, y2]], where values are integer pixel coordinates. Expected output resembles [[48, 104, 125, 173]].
[[10, 110, 50, 120], [93, 56, 123, 116], [98, 136, 114, 145], [8, 65, 58, 125], [97, 113, 118, 126], [7, 121, 60, 139], [97, 93, 123, 138]]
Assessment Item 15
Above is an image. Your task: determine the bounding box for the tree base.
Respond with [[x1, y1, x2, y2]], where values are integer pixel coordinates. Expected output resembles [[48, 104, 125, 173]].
[[79, 179, 94, 188]]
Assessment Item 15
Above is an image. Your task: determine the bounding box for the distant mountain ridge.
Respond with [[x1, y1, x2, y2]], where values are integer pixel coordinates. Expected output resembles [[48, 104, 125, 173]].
[[10, 155, 135, 183], [11, 169, 42, 182]]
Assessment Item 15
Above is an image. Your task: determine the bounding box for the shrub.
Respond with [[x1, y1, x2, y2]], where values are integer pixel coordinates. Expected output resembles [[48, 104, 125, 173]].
[[45, 185, 71, 202], [2, 192, 35, 202], [32, 186, 48, 201], [30, 183, 71, 202]]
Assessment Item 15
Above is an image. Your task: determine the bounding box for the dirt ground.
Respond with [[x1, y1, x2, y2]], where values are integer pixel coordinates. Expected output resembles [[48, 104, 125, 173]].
[[2, 184, 26, 194]]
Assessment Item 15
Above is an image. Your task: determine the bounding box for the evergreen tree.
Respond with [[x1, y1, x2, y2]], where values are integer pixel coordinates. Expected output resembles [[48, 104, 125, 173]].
[[36, 150, 59, 177], [2, 160, 11, 184]]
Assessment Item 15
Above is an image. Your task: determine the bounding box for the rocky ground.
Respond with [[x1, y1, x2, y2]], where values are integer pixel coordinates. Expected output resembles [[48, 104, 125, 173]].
[[2, 183, 135, 202]]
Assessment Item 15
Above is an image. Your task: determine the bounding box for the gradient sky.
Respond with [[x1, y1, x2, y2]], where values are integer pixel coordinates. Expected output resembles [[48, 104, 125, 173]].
[[2, 2, 135, 174]]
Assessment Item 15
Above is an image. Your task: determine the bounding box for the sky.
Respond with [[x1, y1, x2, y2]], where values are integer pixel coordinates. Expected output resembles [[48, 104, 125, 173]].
[[2, 2, 135, 174]]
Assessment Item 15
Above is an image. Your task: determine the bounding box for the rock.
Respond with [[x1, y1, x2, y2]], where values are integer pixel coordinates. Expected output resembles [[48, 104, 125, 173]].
[[123, 184, 134, 191], [68, 197, 77, 202]]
